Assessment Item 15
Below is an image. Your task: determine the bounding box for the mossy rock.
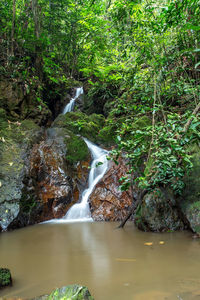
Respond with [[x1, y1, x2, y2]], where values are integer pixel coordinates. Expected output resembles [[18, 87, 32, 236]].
[[33, 285, 94, 300], [0, 268, 12, 289], [53, 112, 105, 143], [97, 118, 117, 146], [65, 132, 90, 164], [47, 127, 90, 165], [135, 188, 184, 232], [181, 145, 200, 233]]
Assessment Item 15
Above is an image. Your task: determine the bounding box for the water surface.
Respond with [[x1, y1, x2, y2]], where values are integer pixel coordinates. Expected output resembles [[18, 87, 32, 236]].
[[0, 222, 200, 300]]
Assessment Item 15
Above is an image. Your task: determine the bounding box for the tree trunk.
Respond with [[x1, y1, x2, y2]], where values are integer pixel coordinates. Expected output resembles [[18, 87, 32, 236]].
[[118, 189, 148, 228], [11, 0, 16, 56], [32, 0, 42, 78]]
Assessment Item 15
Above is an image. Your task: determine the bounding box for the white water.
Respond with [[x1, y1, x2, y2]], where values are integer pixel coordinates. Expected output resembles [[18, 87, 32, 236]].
[[53, 87, 109, 223], [63, 87, 83, 114], [64, 139, 109, 222]]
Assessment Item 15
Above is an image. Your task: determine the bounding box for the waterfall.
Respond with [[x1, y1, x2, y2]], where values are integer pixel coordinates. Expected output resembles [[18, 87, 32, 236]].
[[64, 139, 109, 222], [61, 87, 109, 222], [63, 87, 83, 114]]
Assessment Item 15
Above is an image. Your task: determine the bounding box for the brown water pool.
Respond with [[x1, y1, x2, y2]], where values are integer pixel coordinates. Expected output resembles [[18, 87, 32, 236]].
[[0, 222, 200, 300]]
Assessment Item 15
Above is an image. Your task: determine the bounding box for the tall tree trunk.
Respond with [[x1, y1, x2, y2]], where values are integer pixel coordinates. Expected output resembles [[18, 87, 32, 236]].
[[32, 0, 42, 78]]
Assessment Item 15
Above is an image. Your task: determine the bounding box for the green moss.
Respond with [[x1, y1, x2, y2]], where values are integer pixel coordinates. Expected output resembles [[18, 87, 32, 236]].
[[53, 112, 105, 143], [0, 268, 12, 288], [0, 108, 8, 131], [65, 132, 90, 164], [97, 120, 117, 146]]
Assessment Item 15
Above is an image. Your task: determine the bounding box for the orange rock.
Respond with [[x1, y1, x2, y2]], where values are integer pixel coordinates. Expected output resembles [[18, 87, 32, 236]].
[[89, 157, 136, 221]]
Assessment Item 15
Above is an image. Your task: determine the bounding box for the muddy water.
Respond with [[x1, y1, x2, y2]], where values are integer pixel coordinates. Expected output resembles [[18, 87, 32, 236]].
[[0, 222, 200, 300]]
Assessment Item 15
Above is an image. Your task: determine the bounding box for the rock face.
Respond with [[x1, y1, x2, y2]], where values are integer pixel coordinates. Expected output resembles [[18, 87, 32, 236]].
[[26, 127, 90, 222], [180, 146, 200, 233], [0, 268, 12, 289], [89, 158, 133, 221], [0, 116, 43, 231], [0, 80, 52, 126], [33, 285, 94, 300], [135, 188, 184, 232], [0, 108, 90, 231]]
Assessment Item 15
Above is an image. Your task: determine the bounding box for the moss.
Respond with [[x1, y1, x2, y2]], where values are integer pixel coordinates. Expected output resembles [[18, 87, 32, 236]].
[[0, 108, 8, 131], [20, 119, 40, 131], [65, 132, 90, 164], [53, 112, 105, 143], [0, 268, 12, 288], [33, 285, 94, 300], [97, 120, 117, 146]]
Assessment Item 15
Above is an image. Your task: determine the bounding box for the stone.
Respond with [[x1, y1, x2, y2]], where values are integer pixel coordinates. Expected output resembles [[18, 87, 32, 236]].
[[135, 188, 184, 232], [181, 145, 200, 233], [52, 111, 105, 144], [0, 268, 12, 289], [0, 119, 42, 230], [33, 285, 94, 300], [0, 80, 52, 126], [24, 127, 90, 222], [89, 157, 134, 221]]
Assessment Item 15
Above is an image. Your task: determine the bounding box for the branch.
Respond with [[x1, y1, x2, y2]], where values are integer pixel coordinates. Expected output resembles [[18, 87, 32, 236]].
[[182, 102, 200, 133]]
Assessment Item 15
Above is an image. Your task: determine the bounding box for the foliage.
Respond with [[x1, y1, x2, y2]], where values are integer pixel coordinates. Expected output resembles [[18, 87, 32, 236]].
[[112, 112, 200, 195]]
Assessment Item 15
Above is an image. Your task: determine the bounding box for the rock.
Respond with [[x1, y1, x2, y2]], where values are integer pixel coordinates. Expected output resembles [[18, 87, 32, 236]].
[[181, 145, 200, 233], [89, 157, 133, 221], [0, 80, 52, 126], [53, 111, 105, 144], [0, 268, 12, 289], [33, 285, 94, 300], [0, 118, 42, 231], [135, 188, 184, 232], [23, 127, 90, 223]]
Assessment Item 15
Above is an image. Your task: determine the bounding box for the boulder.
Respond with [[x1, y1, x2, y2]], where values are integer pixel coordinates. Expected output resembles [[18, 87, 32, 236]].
[[135, 188, 184, 232], [33, 285, 94, 300], [53, 112, 105, 144], [24, 127, 90, 223], [0, 268, 12, 289], [89, 157, 133, 221], [0, 117, 42, 230], [181, 145, 200, 233]]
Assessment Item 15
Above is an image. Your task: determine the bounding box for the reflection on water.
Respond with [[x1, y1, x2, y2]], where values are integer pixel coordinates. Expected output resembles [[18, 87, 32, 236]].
[[0, 222, 200, 300]]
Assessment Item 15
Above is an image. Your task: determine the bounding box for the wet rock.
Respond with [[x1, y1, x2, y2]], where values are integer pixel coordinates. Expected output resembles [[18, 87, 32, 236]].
[[89, 157, 133, 221], [0, 268, 12, 289], [0, 118, 42, 230], [135, 188, 184, 232], [33, 285, 94, 300], [24, 127, 90, 222], [180, 145, 200, 233]]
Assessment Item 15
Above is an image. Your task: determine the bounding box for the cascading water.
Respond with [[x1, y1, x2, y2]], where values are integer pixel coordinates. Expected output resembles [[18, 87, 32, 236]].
[[63, 87, 83, 114], [61, 87, 109, 222], [65, 139, 109, 221]]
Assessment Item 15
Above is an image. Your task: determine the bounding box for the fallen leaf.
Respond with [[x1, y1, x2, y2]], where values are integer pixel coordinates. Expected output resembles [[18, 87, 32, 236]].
[[159, 241, 165, 245], [9, 162, 13, 166], [0, 181, 2, 187], [144, 242, 153, 246], [1, 137, 5, 142], [115, 258, 136, 262]]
